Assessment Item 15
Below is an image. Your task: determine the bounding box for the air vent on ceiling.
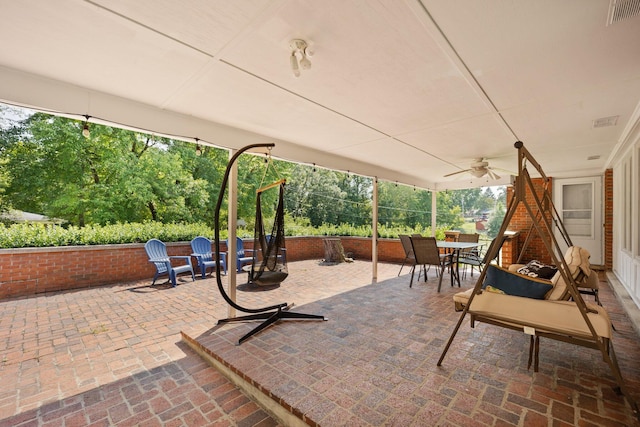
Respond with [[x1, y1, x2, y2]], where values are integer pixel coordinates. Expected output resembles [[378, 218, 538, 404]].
[[587, 155, 601, 161], [593, 115, 619, 128], [608, 0, 640, 25]]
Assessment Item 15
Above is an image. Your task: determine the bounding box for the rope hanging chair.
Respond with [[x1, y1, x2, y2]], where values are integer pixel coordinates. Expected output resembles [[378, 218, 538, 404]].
[[250, 178, 288, 286], [212, 143, 326, 345]]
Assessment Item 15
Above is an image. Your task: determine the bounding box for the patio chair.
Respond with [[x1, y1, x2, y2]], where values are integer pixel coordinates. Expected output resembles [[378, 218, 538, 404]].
[[226, 237, 255, 272], [266, 234, 287, 264], [409, 236, 453, 291], [397, 234, 416, 276], [456, 233, 479, 277], [458, 235, 504, 279], [144, 239, 195, 287], [190, 236, 227, 279]]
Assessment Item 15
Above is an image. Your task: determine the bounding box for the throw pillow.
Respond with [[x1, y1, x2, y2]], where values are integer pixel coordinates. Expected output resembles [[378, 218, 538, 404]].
[[517, 260, 558, 280], [483, 264, 553, 299], [484, 285, 505, 294]]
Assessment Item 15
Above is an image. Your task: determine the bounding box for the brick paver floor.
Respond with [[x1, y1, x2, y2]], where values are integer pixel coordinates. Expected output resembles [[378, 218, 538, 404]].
[[1, 260, 639, 426], [0, 260, 400, 426]]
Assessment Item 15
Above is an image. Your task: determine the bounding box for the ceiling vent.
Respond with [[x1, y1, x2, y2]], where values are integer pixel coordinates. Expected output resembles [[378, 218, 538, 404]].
[[607, 0, 640, 25], [592, 115, 619, 128]]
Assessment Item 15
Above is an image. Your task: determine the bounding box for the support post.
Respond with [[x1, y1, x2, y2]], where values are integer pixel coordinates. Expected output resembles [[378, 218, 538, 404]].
[[431, 191, 437, 237], [372, 177, 378, 281], [227, 149, 237, 319]]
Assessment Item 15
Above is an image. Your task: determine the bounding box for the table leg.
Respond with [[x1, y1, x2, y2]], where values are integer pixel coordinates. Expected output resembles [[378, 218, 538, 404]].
[[450, 249, 461, 287]]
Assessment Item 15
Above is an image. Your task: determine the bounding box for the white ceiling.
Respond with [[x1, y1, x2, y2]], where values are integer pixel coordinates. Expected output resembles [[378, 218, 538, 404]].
[[1, 0, 639, 190]]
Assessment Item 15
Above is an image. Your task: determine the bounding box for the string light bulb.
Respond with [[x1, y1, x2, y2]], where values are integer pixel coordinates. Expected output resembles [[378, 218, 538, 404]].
[[82, 115, 90, 138], [195, 138, 202, 156]]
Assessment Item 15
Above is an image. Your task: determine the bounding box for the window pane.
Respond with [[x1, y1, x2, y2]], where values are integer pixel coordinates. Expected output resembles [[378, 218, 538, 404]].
[[563, 184, 591, 209], [562, 183, 593, 237], [563, 212, 592, 236]]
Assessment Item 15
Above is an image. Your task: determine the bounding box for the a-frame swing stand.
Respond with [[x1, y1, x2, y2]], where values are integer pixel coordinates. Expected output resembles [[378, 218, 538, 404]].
[[212, 143, 326, 345], [438, 141, 639, 419]]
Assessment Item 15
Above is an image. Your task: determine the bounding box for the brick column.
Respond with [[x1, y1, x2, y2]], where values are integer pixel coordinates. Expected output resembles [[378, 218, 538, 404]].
[[604, 169, 613, 270]]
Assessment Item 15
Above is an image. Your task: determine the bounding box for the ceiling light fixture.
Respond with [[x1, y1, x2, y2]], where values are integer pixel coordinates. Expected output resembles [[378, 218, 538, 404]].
[[289, 39, 312, 77]]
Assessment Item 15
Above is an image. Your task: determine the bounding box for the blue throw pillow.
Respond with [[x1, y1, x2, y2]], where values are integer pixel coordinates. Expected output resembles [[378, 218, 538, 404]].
[[483, 264, 553, 299]]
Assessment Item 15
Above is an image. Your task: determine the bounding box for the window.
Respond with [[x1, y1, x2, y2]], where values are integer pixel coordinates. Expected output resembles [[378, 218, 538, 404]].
[[623, 157, 632, 251], [562, 183, 593, 237]]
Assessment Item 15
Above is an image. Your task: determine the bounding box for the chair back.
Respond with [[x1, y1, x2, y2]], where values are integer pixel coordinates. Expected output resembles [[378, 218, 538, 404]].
[[399, 235, 415, 259], [482, 234, 507, 264], [145, 239, 169, 274], [191, 236, 213, 261], [226, 237, 246, 257], [458, 233, 479, 254], [411, 236, 442, 266], [458, 233, 479, 243]]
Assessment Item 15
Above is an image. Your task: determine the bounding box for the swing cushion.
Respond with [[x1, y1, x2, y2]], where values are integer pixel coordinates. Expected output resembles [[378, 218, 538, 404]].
[[483, 265, 553, 299], [252, 270, 288, 286], [453, 246, 592, 311]]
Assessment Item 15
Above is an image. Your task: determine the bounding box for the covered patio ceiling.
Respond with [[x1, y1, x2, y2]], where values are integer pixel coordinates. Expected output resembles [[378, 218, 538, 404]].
[[1, 0, 639, 190]]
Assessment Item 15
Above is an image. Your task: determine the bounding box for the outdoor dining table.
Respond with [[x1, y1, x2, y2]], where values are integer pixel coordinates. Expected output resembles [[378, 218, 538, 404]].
[[436, 240, 481, 287]]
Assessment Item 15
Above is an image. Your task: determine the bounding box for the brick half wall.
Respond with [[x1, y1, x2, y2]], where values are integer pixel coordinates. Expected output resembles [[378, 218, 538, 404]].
[[0, 237, 409, 300]]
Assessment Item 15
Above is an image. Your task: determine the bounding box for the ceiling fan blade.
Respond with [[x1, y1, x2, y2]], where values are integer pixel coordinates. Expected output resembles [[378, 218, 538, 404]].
[[487, 169, 501, 180], [493, 167, 516, 175], [444, 169, 471, 178]]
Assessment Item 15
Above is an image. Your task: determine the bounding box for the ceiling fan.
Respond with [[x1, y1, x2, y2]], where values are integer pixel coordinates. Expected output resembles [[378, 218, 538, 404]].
[[444, 158, 504, 180]]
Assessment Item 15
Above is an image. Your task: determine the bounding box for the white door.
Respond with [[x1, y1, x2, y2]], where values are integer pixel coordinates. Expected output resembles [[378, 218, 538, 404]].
[[553, 176, 603, 265]]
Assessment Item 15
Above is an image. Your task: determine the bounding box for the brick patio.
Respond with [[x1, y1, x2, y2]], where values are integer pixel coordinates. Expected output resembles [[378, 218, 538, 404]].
[[1, 260, 639, 426]]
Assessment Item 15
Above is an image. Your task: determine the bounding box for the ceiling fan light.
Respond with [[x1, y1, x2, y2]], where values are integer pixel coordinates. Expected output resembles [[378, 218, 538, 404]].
[[470, 169, 486, 178], [299, 54, 311, 70], [290, 52, 300, 77], [289, 39, 312, 76]]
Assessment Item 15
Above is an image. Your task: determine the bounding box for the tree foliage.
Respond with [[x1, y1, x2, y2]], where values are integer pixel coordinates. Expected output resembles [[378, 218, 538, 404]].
[[486, 201, 507, 238], [0, 104, 506, 237]]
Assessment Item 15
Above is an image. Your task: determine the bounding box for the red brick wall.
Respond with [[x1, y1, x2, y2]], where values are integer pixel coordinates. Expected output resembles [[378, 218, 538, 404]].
[[506, 177, 554, 265], [505, 173, 614, 269], [0, 237, 406, 300], [604, 169, 613, 269]]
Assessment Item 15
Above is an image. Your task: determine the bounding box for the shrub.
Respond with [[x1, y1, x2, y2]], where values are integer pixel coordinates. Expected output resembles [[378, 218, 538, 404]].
[[0, 222, 214, 248], [0, 220, 455, 248]]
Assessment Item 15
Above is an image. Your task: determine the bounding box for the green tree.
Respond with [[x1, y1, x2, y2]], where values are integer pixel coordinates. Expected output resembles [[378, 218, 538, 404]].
[[1, 114, 223, 226], [378, 182, 432, 227], [436, 191, 464, 229], [336, 173, 372, 226], [486, 201, 506, 238], [448, 188, 482, 217], [0, 157, 10, 216], [284, 165, 346, 227]]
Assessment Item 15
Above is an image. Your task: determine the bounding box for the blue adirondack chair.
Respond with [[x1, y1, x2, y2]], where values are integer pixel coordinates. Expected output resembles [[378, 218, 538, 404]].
[[144, 239, 195, 287], [226, 237, 255, 272], [190, 236, 227, 278], [265, 234, 287, 264]]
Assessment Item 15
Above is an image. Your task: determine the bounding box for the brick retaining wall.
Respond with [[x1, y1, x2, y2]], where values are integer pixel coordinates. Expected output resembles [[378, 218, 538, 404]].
[[0, 236, 518, 300], [0, 237, 406, 300]]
